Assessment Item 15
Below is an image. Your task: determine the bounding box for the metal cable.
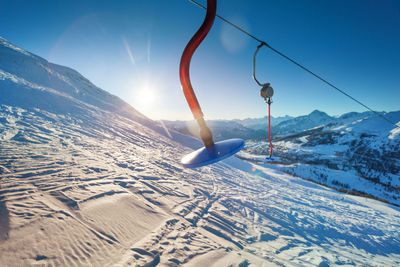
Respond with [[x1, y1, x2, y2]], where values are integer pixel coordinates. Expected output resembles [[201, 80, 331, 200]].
[[187, 0, 400, 130]]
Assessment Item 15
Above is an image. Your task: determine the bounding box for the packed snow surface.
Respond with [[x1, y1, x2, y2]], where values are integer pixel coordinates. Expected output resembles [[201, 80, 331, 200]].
[[2, 104, 400, 266], [1, 36, 400, 266]]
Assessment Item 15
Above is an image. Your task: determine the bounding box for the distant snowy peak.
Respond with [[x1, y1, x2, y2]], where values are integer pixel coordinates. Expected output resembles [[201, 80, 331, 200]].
[[0, 36, 148, 124], [272, 109, 335, 135], [308, 109, 330, 120]]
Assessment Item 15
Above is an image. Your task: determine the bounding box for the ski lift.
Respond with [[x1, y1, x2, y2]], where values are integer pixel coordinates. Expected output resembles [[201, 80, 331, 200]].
[[179, 0, 244, 168], [253, 43, 275, 160]]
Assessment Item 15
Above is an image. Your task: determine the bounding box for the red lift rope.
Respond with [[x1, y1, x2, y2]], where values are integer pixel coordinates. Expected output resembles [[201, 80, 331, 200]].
[[253, 43, 274, 159], [268, 102, 273, 158], [268, 101, 272, 158]]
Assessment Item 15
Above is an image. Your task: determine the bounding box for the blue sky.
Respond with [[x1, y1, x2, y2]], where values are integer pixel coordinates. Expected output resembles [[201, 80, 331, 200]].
[[1, 0, 399, 120]]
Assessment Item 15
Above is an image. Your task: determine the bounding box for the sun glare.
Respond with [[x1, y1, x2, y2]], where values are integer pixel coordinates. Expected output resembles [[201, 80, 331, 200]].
[[136, 88, 155, 106]]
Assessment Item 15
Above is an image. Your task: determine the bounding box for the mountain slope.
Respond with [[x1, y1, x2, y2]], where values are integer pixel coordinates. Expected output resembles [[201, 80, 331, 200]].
[[1, 37, 400, 266], [0, 36, 149, 126]]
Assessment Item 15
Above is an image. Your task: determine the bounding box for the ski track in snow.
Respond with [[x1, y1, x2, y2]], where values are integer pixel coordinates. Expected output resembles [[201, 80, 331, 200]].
[[1, 105, 400, 266]]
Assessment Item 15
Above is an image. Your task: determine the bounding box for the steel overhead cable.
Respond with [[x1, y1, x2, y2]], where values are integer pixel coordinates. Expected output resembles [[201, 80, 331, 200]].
[[187, 0, 400, 130]]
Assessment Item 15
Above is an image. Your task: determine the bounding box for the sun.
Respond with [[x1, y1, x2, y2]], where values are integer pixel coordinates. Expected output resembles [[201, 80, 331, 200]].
[[131, 80, 159, 117], [136, 88, 155, 106]]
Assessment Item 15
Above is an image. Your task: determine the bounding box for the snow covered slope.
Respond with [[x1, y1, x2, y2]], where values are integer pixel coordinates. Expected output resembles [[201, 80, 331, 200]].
[[0, 36, 150, 126], [1, 37, 400, 266]]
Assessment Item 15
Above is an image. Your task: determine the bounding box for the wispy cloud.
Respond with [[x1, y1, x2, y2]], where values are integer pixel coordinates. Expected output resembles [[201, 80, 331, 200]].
[[147, 35, 151, 63], [122, 37, 136, 66]]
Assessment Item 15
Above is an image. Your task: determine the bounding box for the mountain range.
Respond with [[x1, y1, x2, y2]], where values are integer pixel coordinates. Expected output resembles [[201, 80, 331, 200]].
[[164, 109, 385, 141], [240, 109, 400, 205]]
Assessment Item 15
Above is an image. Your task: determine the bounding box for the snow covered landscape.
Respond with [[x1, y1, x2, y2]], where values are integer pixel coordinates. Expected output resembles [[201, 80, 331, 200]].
[[1, 36, 400, 267], [238, 110, 400, 207], [167, 109, 400, 207]]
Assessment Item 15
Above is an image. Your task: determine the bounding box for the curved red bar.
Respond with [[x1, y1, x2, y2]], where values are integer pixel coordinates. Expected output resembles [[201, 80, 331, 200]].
[[179, 0, 216, 120]]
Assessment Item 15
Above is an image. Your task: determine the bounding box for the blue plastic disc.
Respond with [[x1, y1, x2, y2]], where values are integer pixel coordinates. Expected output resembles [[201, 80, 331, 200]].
[[181, 138, 245, 168]]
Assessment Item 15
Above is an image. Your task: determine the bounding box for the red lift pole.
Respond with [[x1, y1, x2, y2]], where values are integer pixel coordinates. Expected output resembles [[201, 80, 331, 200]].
[[179, 0, 216, 148]]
